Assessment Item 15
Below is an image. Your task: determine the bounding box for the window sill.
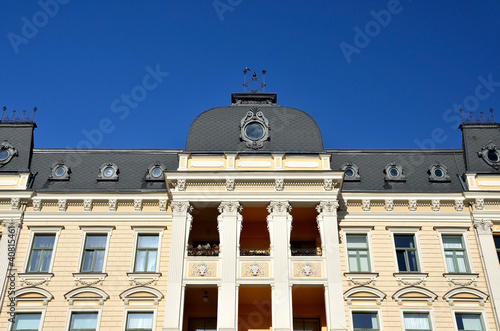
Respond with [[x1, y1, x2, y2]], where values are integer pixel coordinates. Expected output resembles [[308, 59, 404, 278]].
[[72, 272, 107, 286], [127, 272, 162, 286], [443, 273, 479, 286], [344, 272, 379, 286], [393, 272, 428, 286], [19, 272, 54, 286]]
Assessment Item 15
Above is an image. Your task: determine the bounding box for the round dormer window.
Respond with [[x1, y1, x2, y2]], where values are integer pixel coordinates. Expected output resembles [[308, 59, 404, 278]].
[[244, 122, 265, 141], [0, 150, 10, 162], [103, 167, 115, 178], [151, 167, 163, 178], [389, 167, 399, 178], [487, 150, 500, 163], [54, 166, 67, 177], [433, 167, 444, 178]]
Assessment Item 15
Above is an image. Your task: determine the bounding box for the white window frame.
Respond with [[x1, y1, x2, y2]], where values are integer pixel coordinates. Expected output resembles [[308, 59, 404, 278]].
[[122, 309, 157, 331], [435, 227, 474, 274], [399, 310, 436, 331], [387, 227, 424, 273], [23, 226, 63, 273], [64, 309, 103, 331], [76, 226, 114, 274], [342, 227, 375, 273], [129, 226, 165, 273], [451, 311, 489, 331], [349, 309, 383, 331], [8, 309, 46, 331]]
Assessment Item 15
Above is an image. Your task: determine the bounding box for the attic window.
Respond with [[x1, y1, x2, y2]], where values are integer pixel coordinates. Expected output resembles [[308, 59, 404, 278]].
[[240, 108, 270, 150], [341, 162, 361, 181], [49, 162, 70, 180], [0, 140, 18, 166], [146, 162, 165, 181], [384, 162, 406, 181], [97, 163, 119, 181], [428, 162, 450, 182], [478, 141, 500, 169]]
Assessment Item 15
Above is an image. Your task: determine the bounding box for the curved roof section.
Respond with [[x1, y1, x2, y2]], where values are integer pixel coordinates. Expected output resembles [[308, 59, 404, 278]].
[[185, 93, 324, 153]]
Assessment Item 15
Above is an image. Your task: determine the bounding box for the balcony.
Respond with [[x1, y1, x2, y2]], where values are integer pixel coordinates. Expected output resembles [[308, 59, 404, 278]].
[[187, 243, 219, 256], [240, 248, 270, 256], [291, 247, 322, 256]]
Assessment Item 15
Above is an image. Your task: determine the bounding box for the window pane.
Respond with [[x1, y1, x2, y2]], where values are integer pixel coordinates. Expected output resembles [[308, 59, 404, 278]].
[[395, 235, 415, 248], [13, 313, 41, 330], [359, 250, 370, 271], [93, 250, 105, 272], [456, 314, 483, 331], [127, 312, 153, 329], [33, 235, 55, 248], [404, 313, 430, 330], [135, 250, 147, 272], [28, 250, 42, 272], [347, 235, 367, 249], [40, 250, 52, 272], [445, 251, 456, 272], [138, 235, 159, 249], [70, 312, 98, 330], [85, 235, 107, 248], [408, 250, 419, 272], [443, 236, 463, 249], [348, 251, 359, 272], [352, 312, 378, 329], [455, 251, 468, 272], [147, 251, 157, 272], [81, 251, 94, 272], [494, 236, 500, 249], [396, 250, 408, 272]]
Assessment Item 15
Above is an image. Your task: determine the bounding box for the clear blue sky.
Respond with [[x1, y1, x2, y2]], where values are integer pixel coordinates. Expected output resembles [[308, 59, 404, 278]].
[[1, 1, 499, 150]]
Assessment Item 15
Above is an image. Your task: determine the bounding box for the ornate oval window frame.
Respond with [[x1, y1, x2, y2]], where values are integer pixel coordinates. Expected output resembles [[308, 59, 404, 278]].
[[341, 162, 361, 181], [49, 161, 71, 181], [478, 141, 500, 169], [0, 140, 18, 166], [97, 163, 119, 181], [240, 108, 270, 150], [384, 162, 406, 181], [146, 162, 166, 181], [428, 162, 450, 182]]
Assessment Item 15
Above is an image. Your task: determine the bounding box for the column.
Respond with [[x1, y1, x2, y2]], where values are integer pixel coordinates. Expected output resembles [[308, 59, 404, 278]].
[[267, 201, 293, 331], [474, 219, 500, 327], [316, 201, 346, 331], [217, 201, 242, 331], [163, 201, 192, 331]]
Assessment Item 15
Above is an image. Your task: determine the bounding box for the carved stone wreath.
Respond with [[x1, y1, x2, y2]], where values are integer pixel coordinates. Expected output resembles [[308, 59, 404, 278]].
[[243, 262, 267, 276], [190, 262, 215, 277], [295, 262, 320, 277], [240, 108, 270, 150]]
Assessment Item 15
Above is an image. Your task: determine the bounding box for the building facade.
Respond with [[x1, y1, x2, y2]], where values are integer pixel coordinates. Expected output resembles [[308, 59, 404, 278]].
[[0, 93, 499, 331]]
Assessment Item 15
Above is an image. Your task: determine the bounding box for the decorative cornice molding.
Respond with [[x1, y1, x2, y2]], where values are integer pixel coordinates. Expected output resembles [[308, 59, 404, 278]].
[[134, 199, 143, 212], [11, 197, 20, 210], [218, 201, 242, 215], [432, 199, 440, 212], [362, 199, 370, 212], [385, 199, 394, 212], [171, 201, 192, 214], [474, 219, 493, 235], [455, 199, 464, 212], [226, 178, 235, 191], [32, 198, 41, 212], [267, 200, 291, 214], [275, 178, 284, 191], [316, 200, 339, 214], [108, 199, 117, 212], [408, 200, 417, 212], [323, 178, 333, 191], [177, 179, 186, 191], [475, 198, 484, 211], [83, 199, 92, 212], [159, 199, 168, 212], [58, 199, 67, 212]]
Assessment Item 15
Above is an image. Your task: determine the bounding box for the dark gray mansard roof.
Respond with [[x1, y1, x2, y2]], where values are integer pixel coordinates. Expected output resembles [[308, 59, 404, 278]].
[[185, 93, 324, 153], [461, 123, 500, 173]]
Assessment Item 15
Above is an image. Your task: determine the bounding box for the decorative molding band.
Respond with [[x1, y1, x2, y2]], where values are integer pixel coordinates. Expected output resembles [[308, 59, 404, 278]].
[[190, 160, 224, 168], [238, 160, 272, 168], [284, 161, 318, 168]]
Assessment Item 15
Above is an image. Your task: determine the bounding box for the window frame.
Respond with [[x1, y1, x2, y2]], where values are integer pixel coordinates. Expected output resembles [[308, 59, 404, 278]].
[[388, 227, 424, 274], [342, 227, 375, 273], [400, 311, 435, 331], [76, 227, 114, 274], [64, 309, 102, 331], [23, 226, 63, 274], [130, 227, 165, 274], [122, 309, 156, 331], [67, 311, 100, 331], [435, 228, 474, 274], [350, 311, 382, 331], [452, 312, 488, 331], [9, 311, 44, 331], [393, 234, 420, 273]]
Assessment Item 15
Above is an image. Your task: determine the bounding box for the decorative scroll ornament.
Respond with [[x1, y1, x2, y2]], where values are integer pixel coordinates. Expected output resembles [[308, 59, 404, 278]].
[[190, 262, 215, 276], [295, 262, 319, 277], [108, 199, 117, 212], [2, 218, 22, 229], [475, 198, 484, 211], [83, 199, 92, 212], [171, 201, 192, 214], [315, 200, 339, 214], [134, 199, 143, 212], [478, 140, 500, 169], [0, 140, 18, 166], [177, 179, 186, 191], [385, 199, 394, 212], [32, 199, 41, 212], [58, 199, 67, 212], [275, 178, 284, 191], [455, 199, 464, 212], [240, 108, 270, 150], [408, 200, 417, 212], [362, 199, 370, 212], [243, 262, 267, 276], [267, 201, 291, 214], [474, 219, 493, 235], [323, 179, 333, 191], [218, 201, 242, 215]]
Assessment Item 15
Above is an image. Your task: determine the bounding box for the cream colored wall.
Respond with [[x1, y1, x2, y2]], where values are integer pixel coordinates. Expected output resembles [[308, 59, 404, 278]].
[[0, 215, 172, 330], [340, 220, 496, 331]]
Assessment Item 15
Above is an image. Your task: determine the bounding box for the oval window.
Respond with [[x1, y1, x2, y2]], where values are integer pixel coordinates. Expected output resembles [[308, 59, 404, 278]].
[[345, 168, 355, 178], [433, 168, 444, 178], [244, 122, 265, 141], [487, 150, 499, 163], [0, 150, 10, 161], [151, 167, 163, 178], [103, 167, 115, 178], [389, 167, 399, 178], [54, 166, 67, 177]]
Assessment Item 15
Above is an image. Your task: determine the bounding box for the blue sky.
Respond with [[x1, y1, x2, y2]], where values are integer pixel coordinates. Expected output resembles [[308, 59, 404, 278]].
[[1, 1, 499, 150]]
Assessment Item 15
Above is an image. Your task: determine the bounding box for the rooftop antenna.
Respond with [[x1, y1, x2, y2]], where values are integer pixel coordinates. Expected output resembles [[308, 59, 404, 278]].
[[242, 67, 267, 93]]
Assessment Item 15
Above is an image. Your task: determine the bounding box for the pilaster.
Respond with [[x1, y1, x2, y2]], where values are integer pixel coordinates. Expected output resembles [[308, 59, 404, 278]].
[[473, 219, 500, 327], [316, 200, 346, 331], [216, 201, 242, 331], [163, 201, 192, 331], [267, 201, 293, 331]]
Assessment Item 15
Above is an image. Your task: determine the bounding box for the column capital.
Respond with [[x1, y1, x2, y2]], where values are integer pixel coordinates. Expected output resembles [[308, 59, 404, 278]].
[[170, 201, 192, 215], [1, 218, 22, 229], [267, 201, 291, 215], [218, 201, 242, 215], [316, 200, 339, 215], [474, 219, 493, 235]]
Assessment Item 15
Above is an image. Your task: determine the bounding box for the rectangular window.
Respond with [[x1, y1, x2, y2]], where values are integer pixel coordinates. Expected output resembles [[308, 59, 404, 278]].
[[126, 312, 153, 331], [12, 313, 41, 331], [442, 235, 469, 273], [293, 318, 320, 331], [68, 312, 98, 331], [455, 313, 484, 331], [352, 312, 379, 331], [404, 313, 431, 331], [27, 234, 55, 272], [394, 234, 419, 272], [494, 236, 500, 263], [81, 235, 107, 272], [134, 234, 159, 272], [346, 234, 370, 272]]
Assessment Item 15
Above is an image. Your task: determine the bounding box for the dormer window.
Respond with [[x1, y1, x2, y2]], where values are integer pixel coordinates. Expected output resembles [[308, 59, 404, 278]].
[[428, 162, 451, 182], [146, 162, 165, 181], [384, 162, 406, 181], [478, 141, 500, 169], [0, 140, 18, 166], [240, 108, 270, 150], [49, 162, 70, 180], [97, 163, 119, 181], [341, 162, 361, 181]]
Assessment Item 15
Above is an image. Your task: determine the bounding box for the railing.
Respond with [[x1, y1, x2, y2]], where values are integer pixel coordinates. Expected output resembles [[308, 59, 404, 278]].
[[290, 248, 322, 256], [187, 245, 219, 256], [240, 248, 270, 256]]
